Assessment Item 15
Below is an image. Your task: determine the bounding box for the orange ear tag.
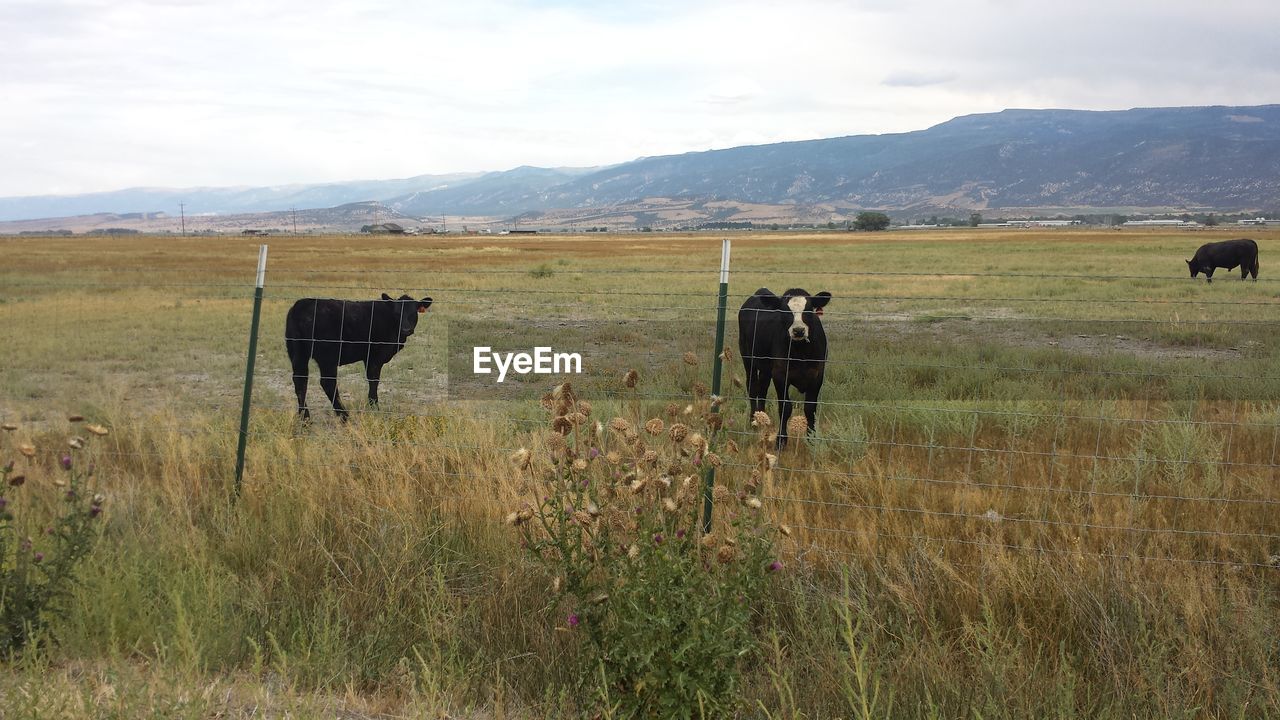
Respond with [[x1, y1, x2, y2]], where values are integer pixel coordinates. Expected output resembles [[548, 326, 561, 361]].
[[417, 306, 427, 314], [815, 308, 824, 317]]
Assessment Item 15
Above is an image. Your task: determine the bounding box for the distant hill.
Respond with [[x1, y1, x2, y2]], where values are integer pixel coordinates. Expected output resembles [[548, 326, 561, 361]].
[[2, 105, 1278, 226]]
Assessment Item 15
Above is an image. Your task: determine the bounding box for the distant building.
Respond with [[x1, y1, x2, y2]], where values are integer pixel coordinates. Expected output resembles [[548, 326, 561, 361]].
[[1239, 217, 1280, 226], [1122, 220, 1198, 227]]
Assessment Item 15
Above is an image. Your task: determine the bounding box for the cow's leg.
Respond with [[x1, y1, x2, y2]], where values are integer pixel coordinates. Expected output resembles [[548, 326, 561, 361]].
[[746, 363, 771, 417], [773, 375, 794, 450], [1242, 264, 1249, 280], [291, 353, 312, 421], [317, 360, 349, 421], [1252, 258, 1260, 280], [365, 359, 385, 408], [802, 381, 823, 439], [1205, 269, 1214, 284]]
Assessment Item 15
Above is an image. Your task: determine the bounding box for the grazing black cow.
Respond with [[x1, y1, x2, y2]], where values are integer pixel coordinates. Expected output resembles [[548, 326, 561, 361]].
[[285, 293, 432, 420], [1186, 238, 1259, 283], [738, 287, 832, 449]]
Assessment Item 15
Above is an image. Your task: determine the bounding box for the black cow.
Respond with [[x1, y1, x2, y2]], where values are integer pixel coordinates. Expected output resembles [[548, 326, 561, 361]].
[[1186, 238, 1259, 283], [285, 293, 432, 420], [738, 287, 832, 449]]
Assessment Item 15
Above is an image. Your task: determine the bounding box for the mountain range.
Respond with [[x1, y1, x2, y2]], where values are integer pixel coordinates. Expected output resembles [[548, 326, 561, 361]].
[[3, 104, 1278, 230]]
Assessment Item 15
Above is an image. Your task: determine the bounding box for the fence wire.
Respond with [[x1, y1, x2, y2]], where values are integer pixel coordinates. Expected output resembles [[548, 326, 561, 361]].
[[3, 246, 1280, 576]]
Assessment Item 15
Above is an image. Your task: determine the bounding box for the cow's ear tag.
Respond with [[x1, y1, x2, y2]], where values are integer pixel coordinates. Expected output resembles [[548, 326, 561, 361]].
[[417, 306, 427, 314], [815, 307, 824, 317]]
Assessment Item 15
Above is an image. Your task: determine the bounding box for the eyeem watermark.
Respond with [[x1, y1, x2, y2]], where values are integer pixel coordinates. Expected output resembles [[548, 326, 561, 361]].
[[473, 346, 583, 383]]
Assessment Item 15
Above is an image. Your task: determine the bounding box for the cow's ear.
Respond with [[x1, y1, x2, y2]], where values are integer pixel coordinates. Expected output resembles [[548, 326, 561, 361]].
[[1185, 259, 1191, 266], [418, 297, 433, 310], [381, 293, 393, 301], [811, 291, 832, 309], [754, 288, 782, 310]]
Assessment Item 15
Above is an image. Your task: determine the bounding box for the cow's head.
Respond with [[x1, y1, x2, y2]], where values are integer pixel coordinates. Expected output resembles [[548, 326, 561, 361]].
[[381, 293, 433, 341], [777, 288, 832, 342], [1185, 258, 1201, 278]]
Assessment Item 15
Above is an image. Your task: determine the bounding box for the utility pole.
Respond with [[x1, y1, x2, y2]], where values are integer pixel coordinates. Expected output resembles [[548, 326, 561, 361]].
[[291, 207, 298, 235], [179, 202, 186, 236]]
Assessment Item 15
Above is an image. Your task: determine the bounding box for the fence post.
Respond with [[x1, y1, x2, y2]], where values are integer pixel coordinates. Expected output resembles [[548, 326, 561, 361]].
[[702, 238, 731, 533], [234, 244, 268, 500]]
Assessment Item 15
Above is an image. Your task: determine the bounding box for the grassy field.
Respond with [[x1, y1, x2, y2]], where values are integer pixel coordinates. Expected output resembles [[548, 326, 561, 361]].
[[1, 228, 1279, 718]]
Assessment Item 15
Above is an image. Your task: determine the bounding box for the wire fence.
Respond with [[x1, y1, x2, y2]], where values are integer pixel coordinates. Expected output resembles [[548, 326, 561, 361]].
[[3, 240, 1280, 576]]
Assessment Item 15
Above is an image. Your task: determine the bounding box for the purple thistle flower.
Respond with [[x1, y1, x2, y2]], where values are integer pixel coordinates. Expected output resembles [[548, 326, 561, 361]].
[[33, 552, 44, 563], [89, 505, 102, 518], [653, 533, 664, 544], [589, 447, 600, 459], [567, 613, 580, 628], [767, 560, 783, 573], [60, 454, 72, 471], [0, 497, 6, 511], [675, 529, 686, 540]]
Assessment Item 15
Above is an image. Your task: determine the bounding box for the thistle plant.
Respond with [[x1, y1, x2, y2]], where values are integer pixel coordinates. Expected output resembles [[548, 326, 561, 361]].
[[510, 383, 783, 719], [0, 417, 107, 654]]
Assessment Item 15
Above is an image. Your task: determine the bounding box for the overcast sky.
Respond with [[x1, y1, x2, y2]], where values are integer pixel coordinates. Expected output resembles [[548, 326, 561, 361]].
[[2, 0, 1278, 197]]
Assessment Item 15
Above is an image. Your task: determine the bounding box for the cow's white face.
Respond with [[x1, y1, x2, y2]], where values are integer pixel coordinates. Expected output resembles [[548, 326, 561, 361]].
[[787, 295, 810, 342]]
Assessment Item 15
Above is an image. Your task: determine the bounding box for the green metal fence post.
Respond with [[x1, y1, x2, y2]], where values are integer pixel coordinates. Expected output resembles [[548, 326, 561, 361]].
[[234, 244, 268, 500], [702, 238, 731, 533]]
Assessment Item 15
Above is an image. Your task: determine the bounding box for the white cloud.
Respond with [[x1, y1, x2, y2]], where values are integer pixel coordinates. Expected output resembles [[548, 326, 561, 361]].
[[0, 0, 1277, 195]]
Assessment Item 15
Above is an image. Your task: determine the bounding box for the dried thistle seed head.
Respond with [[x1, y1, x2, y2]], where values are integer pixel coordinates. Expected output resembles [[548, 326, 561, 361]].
[[699, 533, 717, 548], [505, 510, 522, 526], [642, 450, 658, 464], [576, 400, 592, 417], [68, 437, 86, 450], [539, 391, 555, 411], [623, 369, 639, 388], [510, 448, 532, 469], [629, 477, 647, 493], [778, 524, 792, 537], [663, 498, 678, 512], [745, 496, 763, 510], [716, 545, 736, 564], [545, 433, 567, 454], [719, 347, 734, 362], [628, 544, 640, 559], [644, 418, 664, 435], [668, 423, 689, 443], [551, 416, 573, 435], [704, 413, 723, 432], [608, 417, 631, 434], [732, 375, 743, 388], [552, 576, 562, 593], [586, 501, 600, 517], [726, 439, 739, 454], [605, 451, 622, 465], [665, 403, 680, 419], [18, 444, 36, 458], [751, 411, 772, 428], [704, 452, 722, 468], [786, 415, 809, 438], [691, 382, 708, 398], [567, 412, 589, 426], [686, 433, 707, 453], [573, 510, 593, 526], [712, 484, 730, 503], [683, 404, 694, 416], [746, 469, 761, 490], [764, 453, 778, 470], [84, 423, 109, 437], [572, 458, 588, 472], [682, 352, 698, 366]]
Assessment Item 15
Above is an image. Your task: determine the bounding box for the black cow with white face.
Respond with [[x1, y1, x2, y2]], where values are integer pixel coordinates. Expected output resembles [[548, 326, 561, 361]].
[[285, 293, 432, 420], [738, 287, 832, 449], [1186, 238, 1259, 282]]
